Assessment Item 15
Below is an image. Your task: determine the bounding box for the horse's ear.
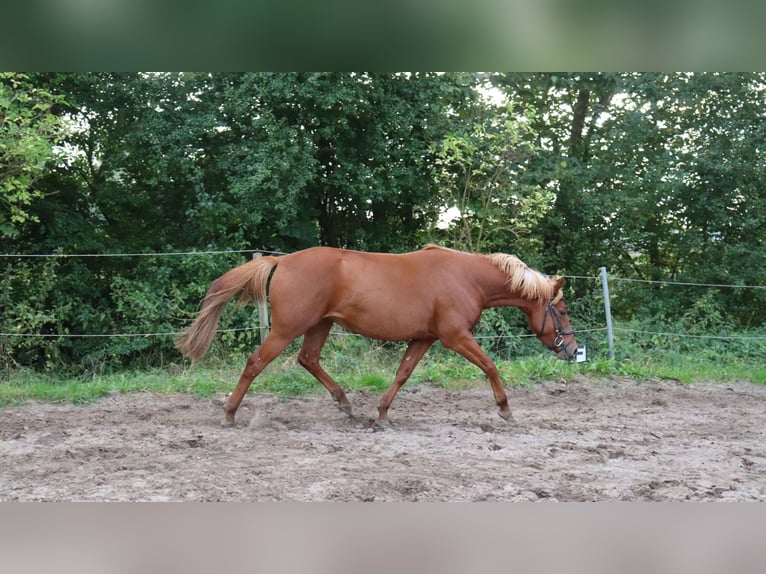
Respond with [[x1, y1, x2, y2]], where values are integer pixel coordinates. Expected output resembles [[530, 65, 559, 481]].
[[554, 275, 566, 292]]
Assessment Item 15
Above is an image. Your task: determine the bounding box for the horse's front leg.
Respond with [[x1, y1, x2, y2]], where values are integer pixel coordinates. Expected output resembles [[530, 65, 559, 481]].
[[440, 332, 514, 423]]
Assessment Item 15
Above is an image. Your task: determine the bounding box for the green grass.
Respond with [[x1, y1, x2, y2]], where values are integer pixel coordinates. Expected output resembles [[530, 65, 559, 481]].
[[612, 352, 766, 385], [2, 340, 765, 408]]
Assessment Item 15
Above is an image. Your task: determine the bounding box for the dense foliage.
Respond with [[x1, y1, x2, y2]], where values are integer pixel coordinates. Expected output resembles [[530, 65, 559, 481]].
[[2, 72, 764, 372]]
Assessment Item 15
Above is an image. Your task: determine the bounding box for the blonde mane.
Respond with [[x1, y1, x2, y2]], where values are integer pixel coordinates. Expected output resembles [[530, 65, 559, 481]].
[[482, 252, 559, 303], [423, 244, 557, 303]]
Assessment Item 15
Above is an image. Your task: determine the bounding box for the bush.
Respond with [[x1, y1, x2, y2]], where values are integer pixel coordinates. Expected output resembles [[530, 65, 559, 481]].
[[0, 252, 252, 374], [0, 258, 63, 369]]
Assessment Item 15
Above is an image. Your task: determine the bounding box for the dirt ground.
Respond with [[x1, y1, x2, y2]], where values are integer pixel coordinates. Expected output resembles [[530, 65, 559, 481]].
[[2, 376, 766, 501]]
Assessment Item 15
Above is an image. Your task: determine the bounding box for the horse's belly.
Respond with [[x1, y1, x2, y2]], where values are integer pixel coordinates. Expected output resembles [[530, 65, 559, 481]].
[[331, 309, 432, 341]]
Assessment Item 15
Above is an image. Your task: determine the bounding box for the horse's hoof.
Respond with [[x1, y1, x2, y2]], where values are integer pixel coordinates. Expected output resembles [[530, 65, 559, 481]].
[[221, 415, 236, 427], [374, 419, 392, 430], [338, 403, 353, 417], [498, 410, 515, 424]]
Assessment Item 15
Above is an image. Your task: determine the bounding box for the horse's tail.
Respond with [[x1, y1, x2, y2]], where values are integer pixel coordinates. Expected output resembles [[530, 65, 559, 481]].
[[175, 256, 279, 361]]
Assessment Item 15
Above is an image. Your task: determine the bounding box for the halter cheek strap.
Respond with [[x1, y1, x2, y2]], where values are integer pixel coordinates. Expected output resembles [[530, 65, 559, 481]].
[[540, 300, 576, 360]]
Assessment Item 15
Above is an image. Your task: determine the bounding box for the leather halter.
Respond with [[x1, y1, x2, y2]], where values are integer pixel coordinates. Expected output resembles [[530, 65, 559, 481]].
[[539, 298, 576, 361]]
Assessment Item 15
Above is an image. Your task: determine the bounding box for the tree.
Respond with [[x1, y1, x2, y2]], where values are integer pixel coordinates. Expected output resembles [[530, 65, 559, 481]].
[[494, 72, 766, 326], [492, 72, 619, 275], [2, 72, 479, 370], [429, 96, 549, 254], [0, 73, 65, 238], [210, 72, 474, 251], [6, 72, 764, 371]]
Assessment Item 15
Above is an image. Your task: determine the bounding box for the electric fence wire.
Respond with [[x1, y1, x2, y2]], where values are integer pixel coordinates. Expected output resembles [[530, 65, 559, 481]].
[[2, 249, 764, 341]]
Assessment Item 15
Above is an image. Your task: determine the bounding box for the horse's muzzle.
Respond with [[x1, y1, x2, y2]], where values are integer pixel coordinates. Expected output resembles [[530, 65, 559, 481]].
[[555, 338, 579, 362]]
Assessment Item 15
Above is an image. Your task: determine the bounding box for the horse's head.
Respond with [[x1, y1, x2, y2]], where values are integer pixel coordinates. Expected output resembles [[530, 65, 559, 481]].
[[527, 276, 578, 361]]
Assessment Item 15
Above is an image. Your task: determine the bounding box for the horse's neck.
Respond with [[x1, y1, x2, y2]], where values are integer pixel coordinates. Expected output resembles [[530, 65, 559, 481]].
[[475, 260, 534, 311]]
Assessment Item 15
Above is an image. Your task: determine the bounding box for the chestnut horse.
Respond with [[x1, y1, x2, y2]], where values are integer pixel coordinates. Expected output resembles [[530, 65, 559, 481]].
[[176, 245, 577, 426]]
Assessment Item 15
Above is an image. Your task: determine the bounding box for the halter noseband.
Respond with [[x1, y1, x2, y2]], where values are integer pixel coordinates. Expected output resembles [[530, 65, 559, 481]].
[[539, 298, 576, 362]]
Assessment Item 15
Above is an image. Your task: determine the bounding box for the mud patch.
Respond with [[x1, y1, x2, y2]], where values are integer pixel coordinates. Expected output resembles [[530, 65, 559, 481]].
[[2, 379, 765, 501]]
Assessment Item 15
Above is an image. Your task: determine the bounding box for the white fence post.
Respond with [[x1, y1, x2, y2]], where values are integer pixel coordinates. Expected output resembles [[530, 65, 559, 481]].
[[252, 253, 271, 343], [600, 266, 615, 360]]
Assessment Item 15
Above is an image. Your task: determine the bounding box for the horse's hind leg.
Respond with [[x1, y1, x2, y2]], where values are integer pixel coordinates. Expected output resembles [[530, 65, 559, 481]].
[[298, 319, 352, 415], [224, 331, 294, 426], [377, 338, 435, 427]]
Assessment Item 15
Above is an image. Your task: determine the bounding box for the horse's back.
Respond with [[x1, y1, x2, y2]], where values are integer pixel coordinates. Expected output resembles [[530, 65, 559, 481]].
[[267, 246, 483, 341], [278, 246, 469, 295]]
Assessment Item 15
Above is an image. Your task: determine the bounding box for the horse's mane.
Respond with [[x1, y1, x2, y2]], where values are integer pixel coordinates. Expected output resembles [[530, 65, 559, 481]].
[[423, 244, 558, 303], [483, 253, 558, 303]]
